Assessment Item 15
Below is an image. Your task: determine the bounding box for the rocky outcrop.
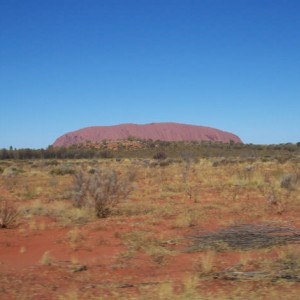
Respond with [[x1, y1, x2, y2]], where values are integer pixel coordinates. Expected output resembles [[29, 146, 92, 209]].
[[53, 123, 242, 147]]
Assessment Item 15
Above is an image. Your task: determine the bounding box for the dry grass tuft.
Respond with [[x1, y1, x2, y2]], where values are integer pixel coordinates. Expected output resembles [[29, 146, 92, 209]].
[[40, 251, 53, 266], [0, 200, 19, 228]]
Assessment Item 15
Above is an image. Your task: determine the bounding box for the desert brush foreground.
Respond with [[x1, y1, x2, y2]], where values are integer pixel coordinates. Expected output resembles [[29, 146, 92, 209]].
[[1, 150, 300, 299]]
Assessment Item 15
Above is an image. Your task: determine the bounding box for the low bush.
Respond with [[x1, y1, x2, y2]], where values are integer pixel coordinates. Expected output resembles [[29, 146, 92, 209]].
[[153, 151, 167, 160], [2, 166, 24, 176], [280, 173, 300, 190], [50, 163, 75, 175], [72, 167, 132, 218]]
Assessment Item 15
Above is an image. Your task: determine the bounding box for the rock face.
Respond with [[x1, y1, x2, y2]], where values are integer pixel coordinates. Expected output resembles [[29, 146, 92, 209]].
[[52, 123, 242, 147]]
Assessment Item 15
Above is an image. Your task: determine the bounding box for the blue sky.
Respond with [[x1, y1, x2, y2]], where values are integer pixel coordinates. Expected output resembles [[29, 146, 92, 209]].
[[1, 0, 299, 148]]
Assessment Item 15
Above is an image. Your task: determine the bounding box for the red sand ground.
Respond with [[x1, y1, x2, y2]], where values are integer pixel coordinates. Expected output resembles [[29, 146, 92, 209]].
[[2, 192, 299, 299], [0, 216, 199, 299]]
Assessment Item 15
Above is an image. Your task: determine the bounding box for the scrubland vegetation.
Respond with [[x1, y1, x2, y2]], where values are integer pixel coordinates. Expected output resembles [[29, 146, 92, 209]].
[[1, 141, 300, 299], [1, 139, 300, 160]]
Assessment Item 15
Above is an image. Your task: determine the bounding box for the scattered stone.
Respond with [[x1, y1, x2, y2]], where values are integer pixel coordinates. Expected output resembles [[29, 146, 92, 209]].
[[73, 265, 87, 272]]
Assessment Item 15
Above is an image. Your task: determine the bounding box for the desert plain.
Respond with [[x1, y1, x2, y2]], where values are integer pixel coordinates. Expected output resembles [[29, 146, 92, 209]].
[[1, 143, 300, 299]]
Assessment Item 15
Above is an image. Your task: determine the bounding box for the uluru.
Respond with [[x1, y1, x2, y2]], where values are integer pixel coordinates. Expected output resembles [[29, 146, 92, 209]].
[[52, 123, 242, 147]]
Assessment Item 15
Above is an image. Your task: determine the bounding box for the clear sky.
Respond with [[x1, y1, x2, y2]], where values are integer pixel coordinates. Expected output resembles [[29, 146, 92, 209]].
[[1, 0, 299, 149]]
